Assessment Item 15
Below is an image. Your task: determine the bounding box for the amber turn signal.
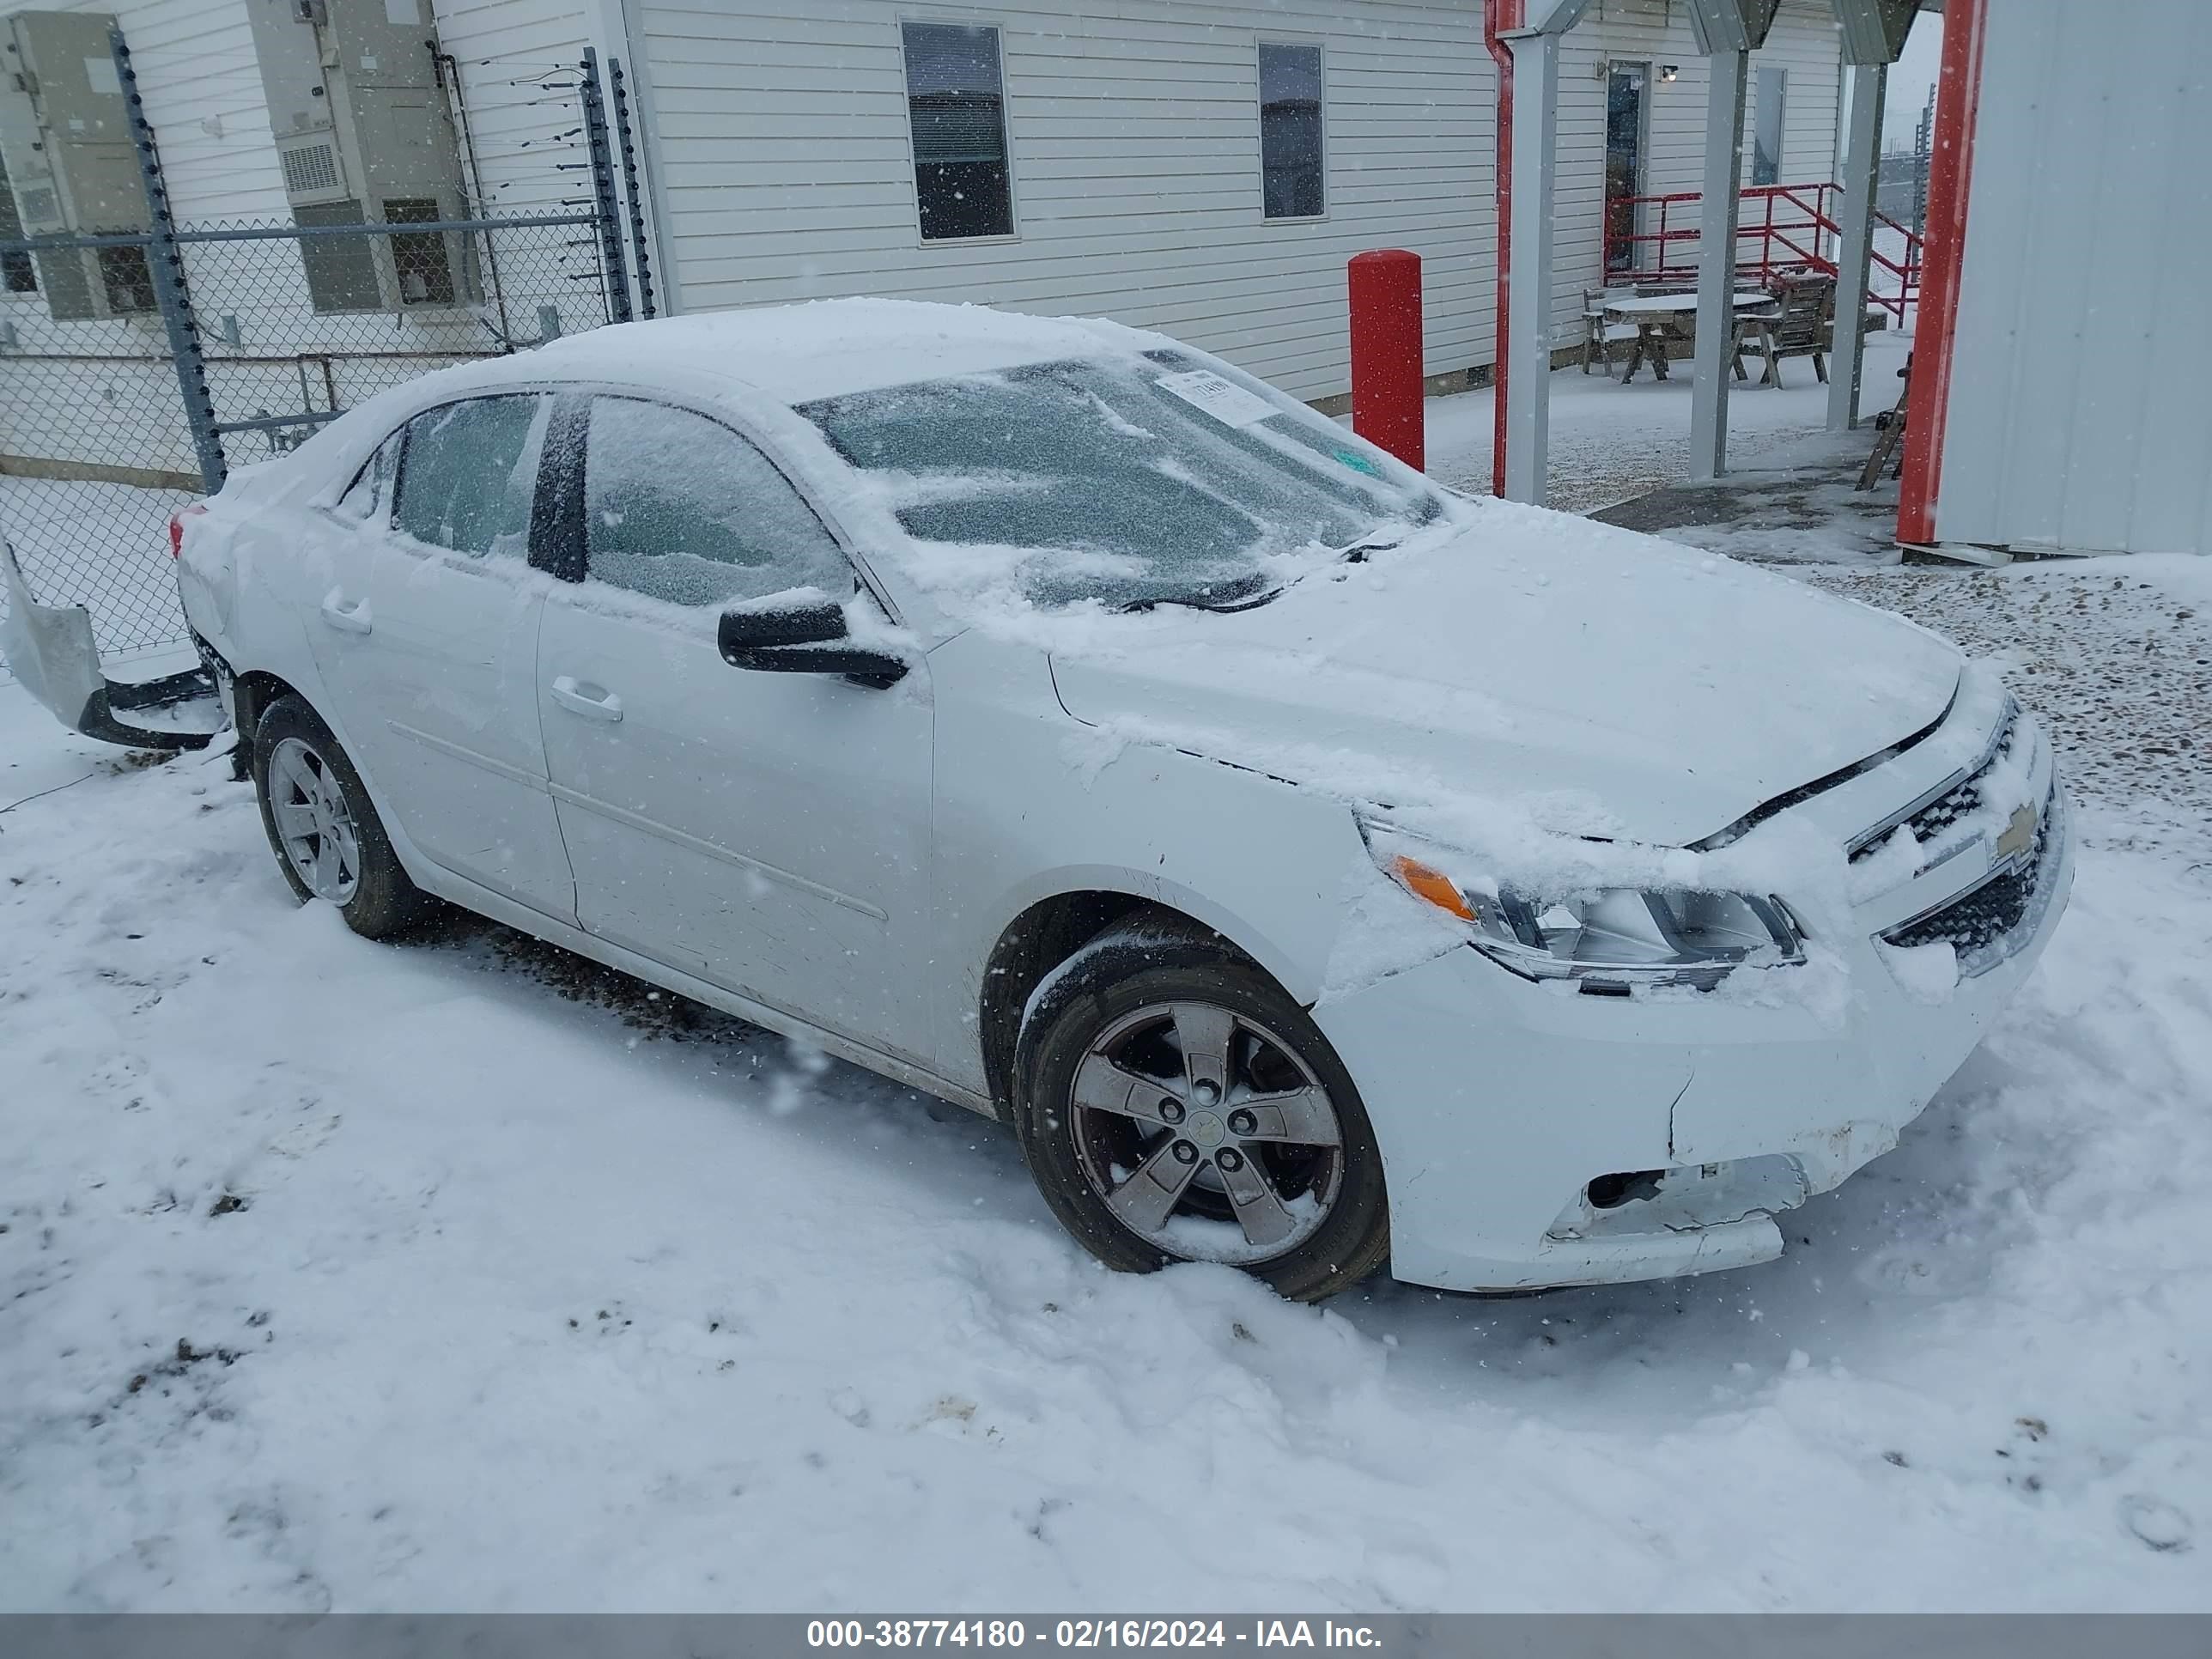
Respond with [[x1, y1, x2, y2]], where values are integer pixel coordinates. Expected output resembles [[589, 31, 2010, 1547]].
[[1389, 854, 1478, 922]]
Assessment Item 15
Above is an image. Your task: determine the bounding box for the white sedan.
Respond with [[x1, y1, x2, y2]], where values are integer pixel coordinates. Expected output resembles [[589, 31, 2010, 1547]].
[[3, 300, 2070, 1301]]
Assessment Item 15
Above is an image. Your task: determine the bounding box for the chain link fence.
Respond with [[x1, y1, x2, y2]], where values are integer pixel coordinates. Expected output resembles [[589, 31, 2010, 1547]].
[[0, 298, 204, 660], [0, 37, 652, 667], [2, 214, 621, 657]]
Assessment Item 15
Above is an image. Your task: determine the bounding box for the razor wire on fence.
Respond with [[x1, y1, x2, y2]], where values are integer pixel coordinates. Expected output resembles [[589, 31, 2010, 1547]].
[[0, 33, 648, 665]]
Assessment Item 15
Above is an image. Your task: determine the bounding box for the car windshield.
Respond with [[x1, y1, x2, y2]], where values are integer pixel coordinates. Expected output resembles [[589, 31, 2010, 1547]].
[[796, 349, 1443, 610]]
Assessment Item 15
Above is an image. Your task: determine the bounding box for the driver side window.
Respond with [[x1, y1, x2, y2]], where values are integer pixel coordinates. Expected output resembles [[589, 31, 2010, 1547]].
[[582, 397, 851, 608]]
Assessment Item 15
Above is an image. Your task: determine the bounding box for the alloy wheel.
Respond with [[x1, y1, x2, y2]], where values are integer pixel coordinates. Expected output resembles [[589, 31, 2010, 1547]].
[[1068, 1000, 1346, 1265], [267, 735, 362, 903]]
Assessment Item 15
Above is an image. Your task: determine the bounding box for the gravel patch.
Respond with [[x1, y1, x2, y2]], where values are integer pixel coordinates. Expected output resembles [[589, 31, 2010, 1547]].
[[1797, 562, 2212, 819]]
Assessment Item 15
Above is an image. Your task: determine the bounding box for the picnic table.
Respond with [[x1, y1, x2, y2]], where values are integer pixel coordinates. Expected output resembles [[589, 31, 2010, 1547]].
[[1604, 290, 1779, 383]]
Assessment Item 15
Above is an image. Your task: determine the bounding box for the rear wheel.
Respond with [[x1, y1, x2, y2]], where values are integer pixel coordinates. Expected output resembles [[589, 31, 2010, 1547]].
[[252, 696, 433, 939], [1013, 927, 1389, 1302]]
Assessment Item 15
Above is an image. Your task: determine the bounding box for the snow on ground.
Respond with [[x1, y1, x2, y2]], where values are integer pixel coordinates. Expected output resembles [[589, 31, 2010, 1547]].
[[3, 577, 2210, 1613], [4, 321, 2209, 1613]]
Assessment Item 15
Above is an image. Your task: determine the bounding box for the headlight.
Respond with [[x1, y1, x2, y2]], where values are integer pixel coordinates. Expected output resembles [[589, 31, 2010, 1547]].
[[1364, 826, 1803, 991]]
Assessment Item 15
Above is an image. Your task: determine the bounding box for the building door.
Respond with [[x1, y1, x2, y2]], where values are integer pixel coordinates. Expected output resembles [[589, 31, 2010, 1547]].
[[1606, 63, 1649, 274]]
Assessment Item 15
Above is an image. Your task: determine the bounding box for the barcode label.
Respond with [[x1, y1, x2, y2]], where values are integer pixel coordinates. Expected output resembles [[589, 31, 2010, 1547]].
[[1153, 370, 1279, 428]]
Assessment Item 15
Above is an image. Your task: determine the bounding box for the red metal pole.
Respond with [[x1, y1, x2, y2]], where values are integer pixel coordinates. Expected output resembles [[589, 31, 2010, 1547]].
[[1898, 0, 1987, 546], [1483, 0, 1520, 496], [1348, 248, 1425, 471]]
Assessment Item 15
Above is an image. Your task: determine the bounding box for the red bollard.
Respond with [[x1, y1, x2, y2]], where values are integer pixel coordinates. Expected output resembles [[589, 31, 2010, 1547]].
[[1347, 248, 1425, 472]]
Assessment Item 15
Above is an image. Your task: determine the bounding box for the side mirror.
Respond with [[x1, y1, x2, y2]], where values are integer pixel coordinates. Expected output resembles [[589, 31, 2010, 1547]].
[[718, 596, 909, 690]]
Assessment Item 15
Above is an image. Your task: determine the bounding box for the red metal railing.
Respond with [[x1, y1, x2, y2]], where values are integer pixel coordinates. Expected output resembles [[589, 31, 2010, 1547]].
[[1601, 181, 1923, 322]]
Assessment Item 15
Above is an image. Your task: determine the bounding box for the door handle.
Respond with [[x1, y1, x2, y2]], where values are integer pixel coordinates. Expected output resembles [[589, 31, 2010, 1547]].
[[550, 675, 623, 723], [319, 590, 372, 635]]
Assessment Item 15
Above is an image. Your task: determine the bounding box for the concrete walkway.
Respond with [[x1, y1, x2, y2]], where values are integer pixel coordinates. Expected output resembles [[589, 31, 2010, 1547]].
[[1589, 426, 1905, 567]]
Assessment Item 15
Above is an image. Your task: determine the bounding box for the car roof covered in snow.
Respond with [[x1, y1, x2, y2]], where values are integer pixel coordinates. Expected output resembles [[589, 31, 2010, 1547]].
[[227, 298, 1181, 520], [527, 296, 1161, 405]]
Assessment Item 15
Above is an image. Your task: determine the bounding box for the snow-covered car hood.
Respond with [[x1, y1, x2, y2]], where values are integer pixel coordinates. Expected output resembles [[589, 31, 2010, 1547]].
[[1047, 505, 1961, 849]]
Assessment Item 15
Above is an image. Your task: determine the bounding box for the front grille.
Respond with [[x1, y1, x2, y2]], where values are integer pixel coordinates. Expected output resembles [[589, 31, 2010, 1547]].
[[1881, 781, 2061, 975], [1850, 702, 2019, 865]]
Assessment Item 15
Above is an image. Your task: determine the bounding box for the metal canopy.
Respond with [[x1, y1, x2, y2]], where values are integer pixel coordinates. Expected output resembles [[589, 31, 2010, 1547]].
[[1682, 0, 1780, 57], [1831, 0, 1919, 64], [1489, 0, 1923, 501]]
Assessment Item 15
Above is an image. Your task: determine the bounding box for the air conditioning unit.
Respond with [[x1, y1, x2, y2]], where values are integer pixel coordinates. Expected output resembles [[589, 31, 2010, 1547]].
[[244, 0, 477, 313], [0, 11, 157, 321]]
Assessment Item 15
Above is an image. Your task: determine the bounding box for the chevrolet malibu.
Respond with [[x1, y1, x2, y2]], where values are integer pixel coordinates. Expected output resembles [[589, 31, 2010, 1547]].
[[2, 299, 2070, 1302]]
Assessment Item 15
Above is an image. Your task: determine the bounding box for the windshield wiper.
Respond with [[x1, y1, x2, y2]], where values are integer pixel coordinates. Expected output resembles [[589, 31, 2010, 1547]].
[[1115, 588, 1282, 615], [1112, 568, 1282, 614], [1335, 533, 1409, 564]]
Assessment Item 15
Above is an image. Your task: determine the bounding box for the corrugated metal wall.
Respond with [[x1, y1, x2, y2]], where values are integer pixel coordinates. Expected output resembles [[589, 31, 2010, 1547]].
[[1937, 0, 2212, 556]]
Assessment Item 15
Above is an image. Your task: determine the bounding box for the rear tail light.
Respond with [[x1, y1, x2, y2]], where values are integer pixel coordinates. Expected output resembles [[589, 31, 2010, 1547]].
[[169, 502, 208, 558]]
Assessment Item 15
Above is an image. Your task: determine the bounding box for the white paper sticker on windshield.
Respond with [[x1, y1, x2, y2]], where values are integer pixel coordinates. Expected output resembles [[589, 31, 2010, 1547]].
[[1154, 370, 1278, 428]]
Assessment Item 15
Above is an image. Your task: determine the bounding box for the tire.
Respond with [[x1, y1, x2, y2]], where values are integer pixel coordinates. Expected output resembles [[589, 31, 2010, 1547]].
[[1012, 923, 1389, 1303], [252, 695, 434, 939]]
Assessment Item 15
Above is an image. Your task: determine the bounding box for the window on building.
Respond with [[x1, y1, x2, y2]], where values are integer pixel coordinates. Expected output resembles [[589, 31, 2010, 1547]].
[[94, 243, 155, 314], [1605, 62, 1649, 271], [0, 153, 38, 295], [1260, 42, 1325, 220], [1752, 65, 1787, 187], [386, 198, 460, 307], [902, 21, 1013, 241]]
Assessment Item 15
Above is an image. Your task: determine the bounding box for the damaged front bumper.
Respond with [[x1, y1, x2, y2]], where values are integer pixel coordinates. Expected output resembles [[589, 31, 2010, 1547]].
[[1311, 823, 2071, 1296], [1309, 691, 2073, 1296], [2, 538, 225, 750]]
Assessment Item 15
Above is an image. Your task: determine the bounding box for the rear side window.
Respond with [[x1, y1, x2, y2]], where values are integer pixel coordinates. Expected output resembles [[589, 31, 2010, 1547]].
[[582, 397, 850, 608], [332, 430, 401, 523], [393, 394, 550, 558]]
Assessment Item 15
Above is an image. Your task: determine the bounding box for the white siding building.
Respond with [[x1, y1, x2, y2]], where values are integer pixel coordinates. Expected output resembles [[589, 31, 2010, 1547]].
[[5, 0, 1852, 406], [611, 0, 1846, 402]]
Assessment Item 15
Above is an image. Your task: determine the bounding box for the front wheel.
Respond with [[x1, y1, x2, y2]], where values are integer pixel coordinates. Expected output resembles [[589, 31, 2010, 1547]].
[[252, 695, 433, 939], [1013, 930, 1389, 1303]]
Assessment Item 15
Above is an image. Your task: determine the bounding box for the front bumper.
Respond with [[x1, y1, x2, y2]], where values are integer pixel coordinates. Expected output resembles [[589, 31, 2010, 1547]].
[[1314, 720, 2074, 1295]]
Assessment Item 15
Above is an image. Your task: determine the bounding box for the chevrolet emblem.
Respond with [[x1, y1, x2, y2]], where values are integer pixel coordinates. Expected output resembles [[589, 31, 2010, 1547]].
[[1995, 803, 2039, 864]]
